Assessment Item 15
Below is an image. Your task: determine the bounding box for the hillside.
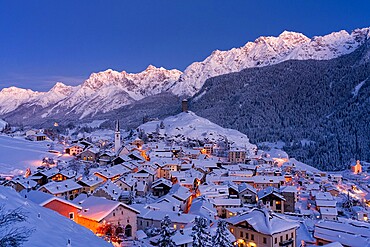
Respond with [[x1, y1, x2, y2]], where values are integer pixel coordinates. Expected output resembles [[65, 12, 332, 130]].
[[140, 111, 257, 153], [190, 40, 370, 170], [0, 186, 112, 247]]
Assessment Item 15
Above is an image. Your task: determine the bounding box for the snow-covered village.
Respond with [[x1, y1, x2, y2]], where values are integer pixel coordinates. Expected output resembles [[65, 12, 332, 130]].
[[1, 1, 370, 247], [1, 99, 370, 247]]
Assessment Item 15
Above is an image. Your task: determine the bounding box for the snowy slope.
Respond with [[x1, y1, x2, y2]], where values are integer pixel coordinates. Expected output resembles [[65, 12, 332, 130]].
[[0, 186, 112, 247], [0, 119, 7, 131], [140, 111, 256, 153], [0, 135, 66, 176], [170, 27, 370, 96]]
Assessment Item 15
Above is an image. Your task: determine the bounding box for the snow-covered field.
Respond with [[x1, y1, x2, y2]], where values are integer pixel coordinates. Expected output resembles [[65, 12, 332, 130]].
[[0, 135, 66, 176], [0, 186, 112, 247]]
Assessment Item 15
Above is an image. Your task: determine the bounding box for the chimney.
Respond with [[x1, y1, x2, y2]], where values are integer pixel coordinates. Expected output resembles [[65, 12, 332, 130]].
[[182, 99, 188, 113]]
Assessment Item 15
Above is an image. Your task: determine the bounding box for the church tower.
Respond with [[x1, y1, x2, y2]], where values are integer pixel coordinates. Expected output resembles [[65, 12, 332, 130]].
[[115, 120, 121, 154]]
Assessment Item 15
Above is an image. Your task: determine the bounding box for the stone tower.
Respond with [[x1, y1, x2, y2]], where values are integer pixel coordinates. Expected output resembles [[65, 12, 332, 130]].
[[115, 120, 121, 154], [182, 99, 188, 112]]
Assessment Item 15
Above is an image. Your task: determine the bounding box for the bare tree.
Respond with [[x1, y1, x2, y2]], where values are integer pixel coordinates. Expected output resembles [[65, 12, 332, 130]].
[[0, 204, 34, 246]]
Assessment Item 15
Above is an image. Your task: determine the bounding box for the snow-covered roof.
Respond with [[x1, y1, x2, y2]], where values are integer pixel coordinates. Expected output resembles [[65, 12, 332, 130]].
[[227, 208, 299, 235], [39, 179, 82, 194], [315, 200, 336, 208], [316, 192, 334, 201], [78, 196, 139, 222], [78, 176, 104, 187], [280, 186, 298, 193], [94, 164, 130, 179], [189, 197, 217, 220], [151, 178, 172, 189], [238, 183, 257, 194], [257, 187, 285, 201], [12, 176, 37, 188], [314, 219, 370, 247], [211, 198, 241, 206], [168, 184, 191, 201], [320, 207, 338, 216], [94, 180, 123, 200]]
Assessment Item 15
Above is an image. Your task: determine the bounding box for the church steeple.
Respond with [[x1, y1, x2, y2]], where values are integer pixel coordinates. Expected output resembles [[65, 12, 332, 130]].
[[115, 120, 121, 154], [115, 119, 120, 132]]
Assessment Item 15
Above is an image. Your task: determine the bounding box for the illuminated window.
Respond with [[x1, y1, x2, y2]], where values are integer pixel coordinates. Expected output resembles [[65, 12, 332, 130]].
[[174, 224, 177, 229]]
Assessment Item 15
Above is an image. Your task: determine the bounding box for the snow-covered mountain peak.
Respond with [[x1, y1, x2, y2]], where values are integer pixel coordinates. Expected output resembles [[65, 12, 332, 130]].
[[0, 86, 44, 114], [50, 82, 74, 93], [170, 27, 370, 96]]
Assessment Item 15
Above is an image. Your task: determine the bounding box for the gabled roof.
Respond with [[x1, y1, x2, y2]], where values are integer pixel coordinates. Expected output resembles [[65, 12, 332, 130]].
[[227, 208, 299, 235], [314, 219, 370, 247], [238, 183, 257, 194], [78, 196, 139, 222], [39, 179, 82, 194], [21, 190, 81, 209], [94, 180, 123, 200], [78, 176, 104, 187], [168, 184, 191, 201], [257, 187, 285, 201], [151, 178, 172, 189]]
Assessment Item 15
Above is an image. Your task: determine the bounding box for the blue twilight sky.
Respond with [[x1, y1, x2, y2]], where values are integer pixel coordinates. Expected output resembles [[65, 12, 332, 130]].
[[0, 0, 369, 91]]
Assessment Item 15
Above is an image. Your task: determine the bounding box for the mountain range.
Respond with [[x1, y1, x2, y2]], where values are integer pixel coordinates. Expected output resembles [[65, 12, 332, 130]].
[[1, 26, 370, 170], [1, 27, 369, 124]]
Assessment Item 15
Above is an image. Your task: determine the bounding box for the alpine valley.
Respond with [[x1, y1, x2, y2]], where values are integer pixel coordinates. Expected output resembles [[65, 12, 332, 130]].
[[1, 27, 370, 170]]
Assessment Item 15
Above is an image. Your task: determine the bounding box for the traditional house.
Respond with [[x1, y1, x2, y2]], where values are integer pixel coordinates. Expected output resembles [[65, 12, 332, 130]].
[[211, 198, 241, 218], [3, 176, 37, 192], [93, 180, 123, 201], [319, 207, 338, 221], [78, 196, 139, 238], [67, 144, 85, 156], [238, 183, 257, 204], [228, 148, 247, 164], [49, 170, 76, 182], [21, 190, 82, 222], [151, 178, 172, 197], [94, 165, 130, 181], [79, 148, 99, 162], [257, 187, 286, 213], [114, 176, 136, 192], [133, 168, 156, 186], [39, 179, 82, 200], [281, 186, 298, 213], [227, 208, 299, 247], [77, 176, 105, 194], [98, 151, 116, 166], [132, 205, 196, 231]]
